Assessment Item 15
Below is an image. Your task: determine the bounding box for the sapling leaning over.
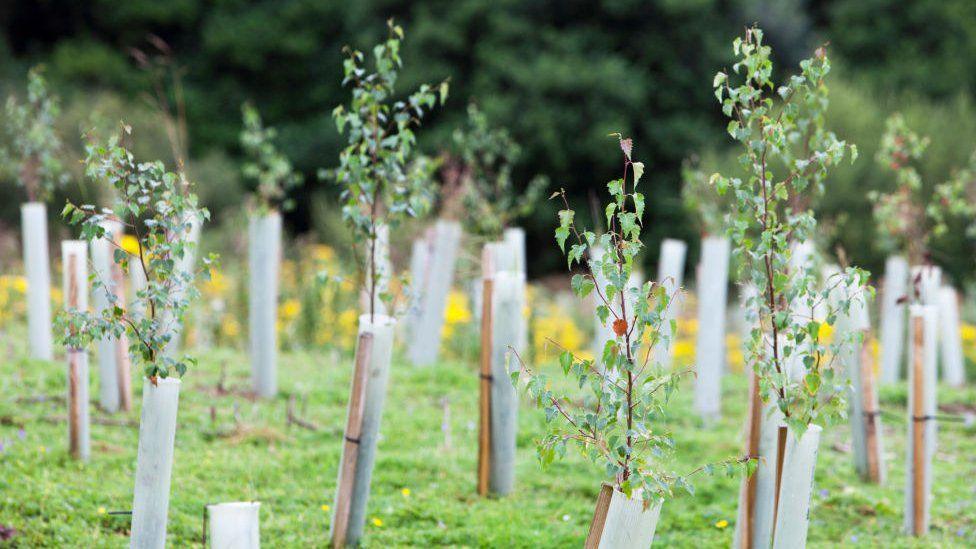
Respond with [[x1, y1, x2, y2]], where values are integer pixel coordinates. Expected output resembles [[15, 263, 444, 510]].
[[712, 27, 866, 547], [241, 102, 301, 397], [513, 135, 744, 544], [329, 19, 447, 547], [2, 66, 69, 361]]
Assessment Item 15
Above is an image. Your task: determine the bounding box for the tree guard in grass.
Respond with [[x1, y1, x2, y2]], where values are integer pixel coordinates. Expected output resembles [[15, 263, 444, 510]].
[[249, 211, 282, 398], [842, 281, 884, 484], [206, 502, 260, 549], [905, 305, 937, 536], [92, 220, 131, 412], [22, 202, 53, 361], [879, 255, 908, 384], [735, 403, 784, 549], [331, 316, 395, 547], [408, 219, 461, 366], [404, 233, 432, 338], [585, 483, 663, 549], [163, 212, 202, 357], [131, 377, 181, 548], [655, 238, 686, 369], [62, 240, 89, 461], [485, 270, 523, 495], [770, 424, 822, 548], [936, 286, 965, 387], [694, 236, 730, 422]]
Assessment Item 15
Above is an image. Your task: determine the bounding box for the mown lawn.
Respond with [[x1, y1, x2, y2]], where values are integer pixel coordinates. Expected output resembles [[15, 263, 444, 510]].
[[0, 324, 974, 547]]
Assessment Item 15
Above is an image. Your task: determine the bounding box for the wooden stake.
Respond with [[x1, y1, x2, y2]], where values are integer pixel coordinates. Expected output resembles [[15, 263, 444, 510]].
[[911, 316, 925, 536], [477, 247, 495, 496], [584, 483, 614, 548], [860, 336, 881, 482], [771, 425, 787, 538], [738, 371, 762, 549], [332, 332, 374, 548]]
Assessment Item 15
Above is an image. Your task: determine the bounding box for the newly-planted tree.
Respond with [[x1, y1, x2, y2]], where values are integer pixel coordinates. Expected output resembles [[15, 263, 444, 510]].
[[514, 135, 734, 545], [329, 19, 447, 547], [2, 66, 69, 361], [240, 103, 302, 397], [712, 27, 866, 547], [872, 115, 929, 385], [59, 125, 213, 548]]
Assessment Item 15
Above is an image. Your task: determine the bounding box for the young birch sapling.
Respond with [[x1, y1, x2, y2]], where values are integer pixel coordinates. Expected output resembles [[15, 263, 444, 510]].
[[241, 103, 302, 214], [332, 19, 448, 320], [59, 126, 216, 380], [711, 27, 868, 434], [514, 135, 742, 505], [450, 103, 547, 240], [871, 114, 932, 268], [1, 66, 68, 202]]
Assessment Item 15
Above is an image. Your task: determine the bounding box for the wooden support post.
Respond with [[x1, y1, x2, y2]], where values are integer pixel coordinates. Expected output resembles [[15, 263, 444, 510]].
[[332, 332, 373, 547], [860, 337, 882, 483], [63, 241, 89, 462], [912, 315, 925, 535], [771, 425, 787, 536], [905, 305, 936, 536], [737, 372, 762, 549], [477, 250, 494, 496]]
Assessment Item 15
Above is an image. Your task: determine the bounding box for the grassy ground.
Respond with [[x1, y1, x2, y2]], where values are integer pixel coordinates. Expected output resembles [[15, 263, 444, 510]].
[[0, 325, 975, 548]]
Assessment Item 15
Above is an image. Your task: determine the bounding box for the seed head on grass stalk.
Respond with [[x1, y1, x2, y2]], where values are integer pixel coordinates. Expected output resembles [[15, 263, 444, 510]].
[[512, 135, 747, 505], [711, 26, 868, 433], [332, 18, 448, 321], [58, 124, 217, 380]]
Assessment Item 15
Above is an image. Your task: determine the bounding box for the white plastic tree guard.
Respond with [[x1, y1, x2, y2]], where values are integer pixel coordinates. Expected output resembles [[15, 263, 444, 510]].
[[62, 240, 90, 462], [330, 314, 395, 547], [249, 211, 282, 398], [585, 484, 663, 549], [910, 265, 942, 306], [694, 236, 730, 422], [487, 270, 524, 495], [654, 238, 686, 369], [905, 305, 937, 536], [22, 202, 53, 361], [130, 254, 148, 321], [358, 224, 392, 317], [771, 424, 822, 549], [403, 233, 432, 339], [937, 286, 965, 387], [163, 212, 202, 357], [503, 227, 528, 351], [839, 281, 884, 484], [408, 220, 461, 365], [879, 255, 908, 384], [206, 502, 260, 549], [91, 220, 127, 412], [131, 377, 181, 548], [734, 403, 785, 549]]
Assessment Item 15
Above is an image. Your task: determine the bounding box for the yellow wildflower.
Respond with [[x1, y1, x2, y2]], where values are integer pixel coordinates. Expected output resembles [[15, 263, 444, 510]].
[[280, 299, 302, 321], [715, 519, 729, 529], [371, 517, 383, 527], [961, 323, 976, 342], [97, 507, 107, 515], [321, 504, 330, 512], [401, 488, 411, 497], [120, 234, 140, 256], [312, 244, 336, 262]]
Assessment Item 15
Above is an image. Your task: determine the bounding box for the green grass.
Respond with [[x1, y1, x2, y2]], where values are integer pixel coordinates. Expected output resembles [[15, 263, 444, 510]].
[[1, 326, 975, 547]]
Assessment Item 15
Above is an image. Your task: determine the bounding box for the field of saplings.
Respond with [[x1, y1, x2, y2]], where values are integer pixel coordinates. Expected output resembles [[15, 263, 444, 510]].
[[0, 15, 976, 549]]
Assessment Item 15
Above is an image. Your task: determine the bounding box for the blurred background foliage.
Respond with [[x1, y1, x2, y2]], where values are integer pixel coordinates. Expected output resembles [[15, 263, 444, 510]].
[[1, 0, 975, 285]]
